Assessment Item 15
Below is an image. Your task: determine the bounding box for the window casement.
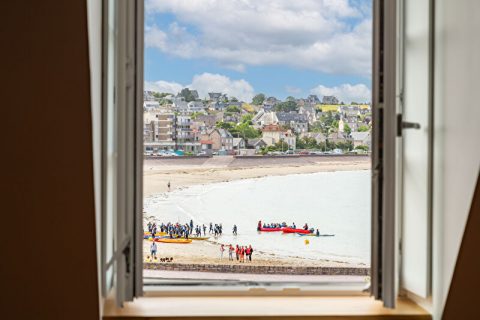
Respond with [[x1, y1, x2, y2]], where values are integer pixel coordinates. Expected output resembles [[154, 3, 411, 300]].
[[100, 0, 433, 311]]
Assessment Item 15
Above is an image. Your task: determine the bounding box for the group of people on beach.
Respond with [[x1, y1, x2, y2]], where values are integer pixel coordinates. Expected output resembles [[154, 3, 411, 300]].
[[258, 221, 320, 235], [147, 219, 240, 239], [220, 244, 254, 262]]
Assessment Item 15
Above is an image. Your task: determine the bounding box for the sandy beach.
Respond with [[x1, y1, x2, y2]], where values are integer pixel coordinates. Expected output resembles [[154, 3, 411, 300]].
[[143, 238, 367, 268], [144, 155, 371, 197], [143, 155, 371, 271]]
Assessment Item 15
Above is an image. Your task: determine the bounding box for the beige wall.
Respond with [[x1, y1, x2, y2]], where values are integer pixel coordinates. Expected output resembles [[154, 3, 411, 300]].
[[433, 0, 480, 318]]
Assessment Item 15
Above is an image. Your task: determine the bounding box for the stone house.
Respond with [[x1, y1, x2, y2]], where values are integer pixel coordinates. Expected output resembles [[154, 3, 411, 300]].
[[201, 128, 233, 151]]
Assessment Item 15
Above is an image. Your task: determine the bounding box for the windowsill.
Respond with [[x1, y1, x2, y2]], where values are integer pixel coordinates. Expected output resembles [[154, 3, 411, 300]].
[[103, 296, 431, 319]]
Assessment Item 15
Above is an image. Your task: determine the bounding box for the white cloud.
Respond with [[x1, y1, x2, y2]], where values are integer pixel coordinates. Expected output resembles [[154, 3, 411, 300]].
[[145, 73, 255, 102], [144, 80, 183, 95], [145, 0, 372, 75], [190, 73, 255, 102], [310, 83, 371, 103]]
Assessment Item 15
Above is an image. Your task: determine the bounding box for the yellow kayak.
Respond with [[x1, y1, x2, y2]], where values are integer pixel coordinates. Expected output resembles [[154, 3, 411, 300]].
[[144, 232, 167, 236], [157, 238, 192, 244], [190, 237, 209, 240]]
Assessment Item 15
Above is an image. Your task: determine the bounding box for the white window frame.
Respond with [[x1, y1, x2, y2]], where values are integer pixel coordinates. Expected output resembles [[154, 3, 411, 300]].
[[98, 0, 422, 309]]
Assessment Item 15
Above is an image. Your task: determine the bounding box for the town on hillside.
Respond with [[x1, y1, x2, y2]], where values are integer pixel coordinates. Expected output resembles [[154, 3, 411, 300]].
[[143, 89, 372, 157]]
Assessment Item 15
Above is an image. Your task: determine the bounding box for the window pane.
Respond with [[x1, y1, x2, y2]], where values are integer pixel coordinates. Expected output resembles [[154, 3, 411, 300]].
[[142, 0, 372, 288]]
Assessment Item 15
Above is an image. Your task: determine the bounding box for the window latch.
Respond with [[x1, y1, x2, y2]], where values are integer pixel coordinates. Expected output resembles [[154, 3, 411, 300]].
[[397, 114, 421, 137]]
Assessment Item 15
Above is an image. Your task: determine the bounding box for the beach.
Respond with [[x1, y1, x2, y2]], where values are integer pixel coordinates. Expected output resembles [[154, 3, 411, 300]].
[[144, 155, 371, 197], [143, 155, 371, 272]]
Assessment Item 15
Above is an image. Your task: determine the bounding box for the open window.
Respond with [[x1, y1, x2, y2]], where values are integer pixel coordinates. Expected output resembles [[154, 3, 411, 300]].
[[101, 0, 434, 310]]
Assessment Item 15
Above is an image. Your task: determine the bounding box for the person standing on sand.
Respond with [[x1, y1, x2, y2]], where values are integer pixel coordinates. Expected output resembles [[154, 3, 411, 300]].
[[235, 245, 239, 261], [203, 224, 206, 236], [248, 245, 253, 262], [167, 181, 171, 192], [220, 244, 225, 260], [209, 222, 213, 234], [232, 224, 237, 236], [150, 242, 157, 260], [228, 245, 234, 261]]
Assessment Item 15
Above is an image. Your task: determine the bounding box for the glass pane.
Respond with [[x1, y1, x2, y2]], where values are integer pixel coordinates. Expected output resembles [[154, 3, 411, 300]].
[[142, 0, 372, 288]]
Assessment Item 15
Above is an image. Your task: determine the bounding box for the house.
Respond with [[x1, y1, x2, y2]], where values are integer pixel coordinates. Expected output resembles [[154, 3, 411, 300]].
[[306, 94, 320, 105], [232, 138, 246, 150], [340, 105, 361, 117], [187, 101, 205, 113], [172, 97, 188, 111], [276, 112, 308, 134], [208, 92, 227, 102], [210, 101, 227, 111], [262, 96, 279, 110], [261, 124, 284, 146], [322, 95, 339, 104], [143, 100, 159, 110], [283, 130, 297, 150], [338, 117, 359, 133], [246, 138, 267, 151], [298, 105, 317, 124], [199, 140, 214, 155], [261, 124, 297, 149], [302, 132, 326, 144], [252, 110, 278, 127], [327, 131, 349, 144], [143, 90, 156, 101], [350, 131, 371, 149], [201, 128, 233, 152], [195, 114, 217, 127]]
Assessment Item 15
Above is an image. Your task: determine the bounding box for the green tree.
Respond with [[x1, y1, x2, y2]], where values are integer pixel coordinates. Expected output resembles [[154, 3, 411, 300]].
[[274, 100, 298, 112], [358, 125, 370, 132], [179, 88, 196, 102], [236, 122, 261, 139], [241, 114, 253, 124], [230, 97, 238, 102], [344, 123, 352, 135], [225, 105, 241, 113], [286, 96, 296, 102], [355, 144, 370, 151], [216, 121, 235, 130], [252, 93, 266, 105]]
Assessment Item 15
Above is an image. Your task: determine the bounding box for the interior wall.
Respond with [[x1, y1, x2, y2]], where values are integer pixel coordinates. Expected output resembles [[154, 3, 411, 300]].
[[432, 0, 480, 318], [0, 1, 100, 319]]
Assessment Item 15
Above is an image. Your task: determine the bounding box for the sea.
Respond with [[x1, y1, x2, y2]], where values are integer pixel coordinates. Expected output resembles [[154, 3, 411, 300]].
[[144, 170, 371, 265]]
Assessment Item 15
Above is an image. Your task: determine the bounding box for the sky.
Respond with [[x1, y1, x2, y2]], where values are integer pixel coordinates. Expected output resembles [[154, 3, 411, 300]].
[[144, 0, 372, 103]]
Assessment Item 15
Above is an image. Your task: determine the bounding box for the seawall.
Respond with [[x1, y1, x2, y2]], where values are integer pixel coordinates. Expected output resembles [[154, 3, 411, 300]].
[[144, 262, 370, 276]]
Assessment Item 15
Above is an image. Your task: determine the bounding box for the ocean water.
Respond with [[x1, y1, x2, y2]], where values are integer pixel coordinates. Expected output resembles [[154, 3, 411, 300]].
[[144, 170, 371, 265]]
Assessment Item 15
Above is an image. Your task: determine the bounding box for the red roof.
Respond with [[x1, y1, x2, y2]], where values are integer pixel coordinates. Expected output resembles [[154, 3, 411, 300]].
[[262, 124, 284, 132]]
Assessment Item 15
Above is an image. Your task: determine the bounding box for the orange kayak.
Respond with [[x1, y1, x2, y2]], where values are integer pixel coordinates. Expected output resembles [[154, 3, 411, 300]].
[[156, 238, 192, 244]]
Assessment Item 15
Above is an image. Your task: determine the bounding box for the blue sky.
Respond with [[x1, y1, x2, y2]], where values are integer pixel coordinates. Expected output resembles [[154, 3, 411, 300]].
[[144, 0, 372, 103]]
